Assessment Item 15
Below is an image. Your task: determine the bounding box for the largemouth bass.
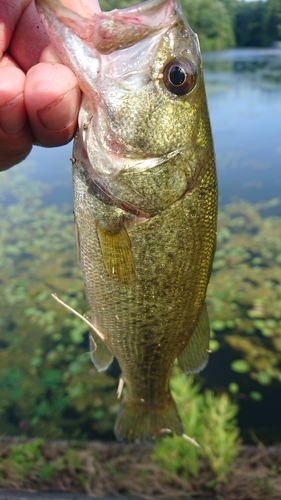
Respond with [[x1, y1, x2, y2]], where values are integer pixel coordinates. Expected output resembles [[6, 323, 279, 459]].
[[36, 0, 217, 442]]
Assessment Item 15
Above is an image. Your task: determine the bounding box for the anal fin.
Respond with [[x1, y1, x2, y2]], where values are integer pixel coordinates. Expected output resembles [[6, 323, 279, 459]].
[[96, 221, 134, 287], [177, 303, 210, 374], [89, 332, 113, 372]]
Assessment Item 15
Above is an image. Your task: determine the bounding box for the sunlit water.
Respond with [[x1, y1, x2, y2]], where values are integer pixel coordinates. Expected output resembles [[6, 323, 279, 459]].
[[204, 48, 281, 208], [2, 49, 281, 442]]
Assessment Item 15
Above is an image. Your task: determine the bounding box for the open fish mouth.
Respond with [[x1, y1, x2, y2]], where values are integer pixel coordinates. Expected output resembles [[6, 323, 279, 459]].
[[37, 0, 183, 180], [36, 0, 178, 54]]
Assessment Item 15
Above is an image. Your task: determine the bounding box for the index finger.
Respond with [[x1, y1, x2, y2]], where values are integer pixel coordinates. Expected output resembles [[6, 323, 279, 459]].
[[0, 0, 50, 71]]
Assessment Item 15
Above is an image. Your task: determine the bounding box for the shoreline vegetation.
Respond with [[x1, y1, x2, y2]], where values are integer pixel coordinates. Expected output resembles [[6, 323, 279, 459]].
[[99, 0, 281, 52], [0, 437, 280, 499]]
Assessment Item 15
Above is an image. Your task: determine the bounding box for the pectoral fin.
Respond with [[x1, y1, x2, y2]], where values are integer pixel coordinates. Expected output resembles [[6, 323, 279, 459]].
[[177, 303, 210, 374], [96, 221, 134, 287]]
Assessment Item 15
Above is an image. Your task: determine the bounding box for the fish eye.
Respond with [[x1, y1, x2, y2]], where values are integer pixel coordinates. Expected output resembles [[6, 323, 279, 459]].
[[163, 58, 196, 96]]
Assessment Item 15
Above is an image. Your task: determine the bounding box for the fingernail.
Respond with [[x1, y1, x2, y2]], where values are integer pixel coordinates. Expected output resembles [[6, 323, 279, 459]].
[[0, 94, 26, 135], [38, 86, 80, 130]]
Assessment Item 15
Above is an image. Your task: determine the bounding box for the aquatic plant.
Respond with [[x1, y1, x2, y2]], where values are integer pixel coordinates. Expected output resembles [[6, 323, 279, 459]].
[[0, 165, 118, 439], [152, 370, 239, 483], [207, 198, 281, 395], [0, 438, 87, 490], [1, 435, 280, 499], [1, 163, 281, 440]]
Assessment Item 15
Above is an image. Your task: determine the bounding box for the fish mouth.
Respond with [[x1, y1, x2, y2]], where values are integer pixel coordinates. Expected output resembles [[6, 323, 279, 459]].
[[37, 0, 179, 54]]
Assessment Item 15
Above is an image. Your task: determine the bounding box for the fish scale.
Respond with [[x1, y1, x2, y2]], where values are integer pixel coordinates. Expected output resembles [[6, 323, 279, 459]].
[[36, 0, 217, 442]]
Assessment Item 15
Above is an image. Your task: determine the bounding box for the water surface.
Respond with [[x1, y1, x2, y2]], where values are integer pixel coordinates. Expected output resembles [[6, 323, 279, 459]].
[[204, 48, 281, 208], [24, 48, 281, 211]]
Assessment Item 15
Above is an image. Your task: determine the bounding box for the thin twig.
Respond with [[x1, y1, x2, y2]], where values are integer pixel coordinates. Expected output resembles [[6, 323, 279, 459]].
[[51, 293, 105, 341]]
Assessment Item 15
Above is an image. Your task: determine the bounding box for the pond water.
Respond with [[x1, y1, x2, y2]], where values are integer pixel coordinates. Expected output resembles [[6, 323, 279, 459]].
[[203, 48, 281, 442], [0, 48, 281, 443], [204, 48, 281, 207]]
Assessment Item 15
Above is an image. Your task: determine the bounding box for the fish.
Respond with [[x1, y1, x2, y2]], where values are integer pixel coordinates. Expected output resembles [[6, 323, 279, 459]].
[[36, 0, 217, 442]]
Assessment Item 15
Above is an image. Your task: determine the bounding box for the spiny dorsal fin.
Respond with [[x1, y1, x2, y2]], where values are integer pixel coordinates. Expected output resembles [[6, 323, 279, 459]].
[[96, 221, 134, 287], [177, 303, 210, 374]]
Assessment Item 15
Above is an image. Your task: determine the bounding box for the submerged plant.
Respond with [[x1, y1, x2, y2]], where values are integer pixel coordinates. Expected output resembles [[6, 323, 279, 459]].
[[152, 371, 239, 483], [1, 164, 281, 440], [0, 165, 118, 439]]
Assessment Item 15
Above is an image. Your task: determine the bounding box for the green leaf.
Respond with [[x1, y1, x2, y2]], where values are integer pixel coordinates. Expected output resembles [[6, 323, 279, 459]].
[[211, 320, 226, 331], [231, 360, 250, 374], [250, 391, 263, 401], [209, 339, 220, 352], [229, 382, 239, 394], [255, 371, 272, 385]]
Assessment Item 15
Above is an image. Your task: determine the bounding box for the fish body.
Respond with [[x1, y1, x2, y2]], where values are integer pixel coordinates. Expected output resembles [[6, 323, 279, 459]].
[[36, 0, 217, 442]]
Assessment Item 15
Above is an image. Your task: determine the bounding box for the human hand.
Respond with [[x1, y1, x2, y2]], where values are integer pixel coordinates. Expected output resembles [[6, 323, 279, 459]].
[[0, 0, 82, 171]]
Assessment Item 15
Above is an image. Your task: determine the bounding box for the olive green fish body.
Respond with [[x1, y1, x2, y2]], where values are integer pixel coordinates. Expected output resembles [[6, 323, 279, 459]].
[[36, 0, 217, 441]]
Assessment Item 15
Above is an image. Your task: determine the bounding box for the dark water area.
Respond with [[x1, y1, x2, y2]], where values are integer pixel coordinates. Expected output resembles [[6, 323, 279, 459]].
[[1, 48, 281, 444]]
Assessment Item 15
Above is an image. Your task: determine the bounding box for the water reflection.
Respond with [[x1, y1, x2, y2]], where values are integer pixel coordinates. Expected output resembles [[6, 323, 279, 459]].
[[29, 143, 73, 206], [203, 49, 281, 207], [203, 47, 281, 81]]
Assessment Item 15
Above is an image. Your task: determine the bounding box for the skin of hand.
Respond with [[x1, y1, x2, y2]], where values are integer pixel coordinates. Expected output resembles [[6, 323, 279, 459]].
[[0, 0, 100, 171]]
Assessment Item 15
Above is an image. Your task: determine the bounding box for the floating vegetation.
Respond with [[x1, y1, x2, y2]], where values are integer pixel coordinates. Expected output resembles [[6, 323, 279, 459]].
[[208, 198, 281, 392], [0, 165, 281, 439], [0, 165, 118, 439]]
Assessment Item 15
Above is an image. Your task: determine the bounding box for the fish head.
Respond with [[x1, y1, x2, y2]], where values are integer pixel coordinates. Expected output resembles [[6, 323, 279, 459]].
[[36, 0, 213, 213]]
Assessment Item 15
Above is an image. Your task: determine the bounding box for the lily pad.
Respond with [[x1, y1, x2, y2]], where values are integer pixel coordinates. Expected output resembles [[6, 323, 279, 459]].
[[231, 360, 250, 374]]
